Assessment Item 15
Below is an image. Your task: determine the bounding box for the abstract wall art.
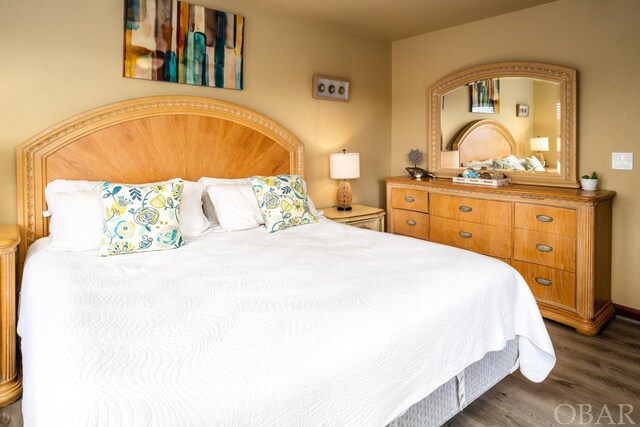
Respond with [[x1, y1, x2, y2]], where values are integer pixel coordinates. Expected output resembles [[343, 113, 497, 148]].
[[469, 79, 500, 113], [124, 0, 244, 90]]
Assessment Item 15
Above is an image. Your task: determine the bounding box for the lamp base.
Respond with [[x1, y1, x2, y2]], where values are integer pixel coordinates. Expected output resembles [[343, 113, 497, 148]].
[[534, 151, 546, 167], [336, 180, 353, 212]]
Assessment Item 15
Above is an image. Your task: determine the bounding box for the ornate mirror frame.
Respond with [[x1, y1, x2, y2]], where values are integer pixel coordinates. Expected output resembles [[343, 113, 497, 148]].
[[427, 61, 578, 188]]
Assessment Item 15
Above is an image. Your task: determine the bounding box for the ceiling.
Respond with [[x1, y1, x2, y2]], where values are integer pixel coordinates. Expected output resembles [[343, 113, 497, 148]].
[[240, 0, 557, 41]]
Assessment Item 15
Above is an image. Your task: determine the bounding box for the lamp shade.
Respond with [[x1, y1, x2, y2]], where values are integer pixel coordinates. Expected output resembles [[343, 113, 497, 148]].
[[530, 137, 549, 152], [330, 152, 360, 179]]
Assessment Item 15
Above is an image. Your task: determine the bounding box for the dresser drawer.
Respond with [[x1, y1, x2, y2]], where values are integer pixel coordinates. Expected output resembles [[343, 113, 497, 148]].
[[393, 210, 429, 240], [513, 261, 576, 310], [391, 188, 428, 213], [431, 194, 511, 227], [430, 216, 512, 259], [514, 229, 576, 272], [515, 203, 576, 238]]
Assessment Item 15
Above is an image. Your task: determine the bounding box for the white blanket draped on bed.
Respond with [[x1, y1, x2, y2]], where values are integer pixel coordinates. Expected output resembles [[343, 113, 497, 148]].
[[18, 218, 555, 426]]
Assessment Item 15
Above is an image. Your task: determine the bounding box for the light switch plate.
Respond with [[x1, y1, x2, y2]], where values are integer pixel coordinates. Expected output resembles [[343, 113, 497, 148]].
[[612, 152, 633, 170]]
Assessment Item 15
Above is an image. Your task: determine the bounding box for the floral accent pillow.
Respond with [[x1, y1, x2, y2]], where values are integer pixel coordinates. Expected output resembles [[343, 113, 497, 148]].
[[524, 156, 545, 171], [249, 175, 317, 233], [98, 179, 185, 256], [492, 159, 515, 170]]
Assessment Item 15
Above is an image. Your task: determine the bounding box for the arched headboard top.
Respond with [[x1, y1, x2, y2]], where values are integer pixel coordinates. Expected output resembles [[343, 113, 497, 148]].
[[16, 95, 305, 259], [453, 119, 516, 165]]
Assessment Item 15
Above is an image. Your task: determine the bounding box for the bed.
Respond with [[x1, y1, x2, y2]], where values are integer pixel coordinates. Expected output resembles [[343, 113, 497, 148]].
[[447, 120, 548, 173], [453, 119, 516, 166], [16, 96, 555, 426]]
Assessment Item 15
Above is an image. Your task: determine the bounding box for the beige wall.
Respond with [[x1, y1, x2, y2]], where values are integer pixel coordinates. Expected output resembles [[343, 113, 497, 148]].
[[532, 81, 560, 168], [392, 0, 640, 309], [0, 0, 391, 223]]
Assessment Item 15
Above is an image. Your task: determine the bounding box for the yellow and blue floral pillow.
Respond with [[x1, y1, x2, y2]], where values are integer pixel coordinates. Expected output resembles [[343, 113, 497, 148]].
[[249, 175, 317, 233], [98, 179, 185, 256]]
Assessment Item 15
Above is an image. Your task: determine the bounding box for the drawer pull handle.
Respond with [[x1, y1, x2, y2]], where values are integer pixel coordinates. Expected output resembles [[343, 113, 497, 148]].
[[536, 214, 554, 223], [535, 277, 553, 286], [459, 231, 472, 238], [459, 206, 473, 213], [536, 244, 553, 253], [404, 197, 415, 203], [406, 220, 417, 226]]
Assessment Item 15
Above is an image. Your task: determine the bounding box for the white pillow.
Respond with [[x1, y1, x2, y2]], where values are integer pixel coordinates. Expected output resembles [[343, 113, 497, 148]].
[[198, 177, 251, 226], [206, 184, 264, 231], [179, 181, 211, 238], [48, 191, 104, 252], [199, 176, 322, 225], [301, 180, 321, 217], [198, 177, 252, 185], [462, 159, 494, 168], [44, 179, 209, 251], [45, 179, 101, 236]]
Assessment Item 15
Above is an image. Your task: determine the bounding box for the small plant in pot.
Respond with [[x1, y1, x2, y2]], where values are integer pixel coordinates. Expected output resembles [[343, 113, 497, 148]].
[[580, 171, 598, 191]]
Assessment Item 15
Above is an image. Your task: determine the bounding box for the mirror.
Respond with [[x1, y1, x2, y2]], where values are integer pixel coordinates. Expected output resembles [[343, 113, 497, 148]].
[[427, 62, 578, 187]]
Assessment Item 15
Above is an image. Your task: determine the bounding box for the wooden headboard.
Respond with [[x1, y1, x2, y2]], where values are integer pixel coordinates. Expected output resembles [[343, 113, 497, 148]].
[[453, 120, 516, 165], [16, 95, 304, 261]]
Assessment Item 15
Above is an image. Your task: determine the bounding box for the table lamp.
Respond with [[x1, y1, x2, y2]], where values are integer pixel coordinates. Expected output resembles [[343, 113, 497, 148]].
[[329, 149, 360, 211], [530, 136, 549, 166]]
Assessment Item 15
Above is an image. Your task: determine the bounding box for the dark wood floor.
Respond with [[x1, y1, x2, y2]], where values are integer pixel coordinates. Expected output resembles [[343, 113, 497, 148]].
[[1, 317, 638, 427], [447, 316, 640, 426]]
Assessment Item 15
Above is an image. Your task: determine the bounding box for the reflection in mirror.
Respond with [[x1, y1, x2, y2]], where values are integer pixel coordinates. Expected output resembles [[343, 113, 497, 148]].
[[427, 62, 578, 188], [441, 78, 561, 174]]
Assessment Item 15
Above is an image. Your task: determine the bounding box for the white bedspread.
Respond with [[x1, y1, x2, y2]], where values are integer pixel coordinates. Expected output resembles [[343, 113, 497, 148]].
[[18, 218, 555, 426]]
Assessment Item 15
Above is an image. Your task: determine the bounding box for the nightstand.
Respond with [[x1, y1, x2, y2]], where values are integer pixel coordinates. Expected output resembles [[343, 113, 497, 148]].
[[320, 205, 386, 232], [0, 225, 20, 408]]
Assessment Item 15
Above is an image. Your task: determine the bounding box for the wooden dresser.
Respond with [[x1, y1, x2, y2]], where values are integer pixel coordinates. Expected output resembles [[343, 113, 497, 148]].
[[386, 176, 616, 336]]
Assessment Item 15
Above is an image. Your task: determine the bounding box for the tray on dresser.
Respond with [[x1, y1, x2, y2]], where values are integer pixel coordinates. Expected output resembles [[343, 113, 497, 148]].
[[452, 176, 512, 187]]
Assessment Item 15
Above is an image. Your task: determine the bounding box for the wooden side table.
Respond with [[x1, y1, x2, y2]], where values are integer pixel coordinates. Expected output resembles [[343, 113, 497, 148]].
[[320, 205, 386, 232], [0, 225, 20, 408]]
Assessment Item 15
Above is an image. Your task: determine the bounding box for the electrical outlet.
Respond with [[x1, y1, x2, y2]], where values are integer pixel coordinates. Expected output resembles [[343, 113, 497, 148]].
[[612, 152, 633, 170]]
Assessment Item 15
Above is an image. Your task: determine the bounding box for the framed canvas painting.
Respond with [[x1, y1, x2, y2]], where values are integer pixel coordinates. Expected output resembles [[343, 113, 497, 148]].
[[469, 78, 500, 113], [124, 0, 244, 90]]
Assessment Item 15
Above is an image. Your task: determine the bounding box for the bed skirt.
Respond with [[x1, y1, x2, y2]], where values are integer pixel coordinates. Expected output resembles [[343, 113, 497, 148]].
[[388, 338, 519, 427]]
